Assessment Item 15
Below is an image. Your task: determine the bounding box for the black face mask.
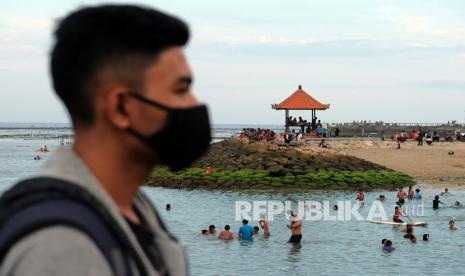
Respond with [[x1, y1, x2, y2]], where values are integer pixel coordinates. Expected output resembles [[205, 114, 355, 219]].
[[127, 92, 211, 171]]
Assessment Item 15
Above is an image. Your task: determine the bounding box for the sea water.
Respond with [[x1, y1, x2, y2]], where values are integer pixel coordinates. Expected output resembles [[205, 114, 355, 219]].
[[1, 137, 464, 276]]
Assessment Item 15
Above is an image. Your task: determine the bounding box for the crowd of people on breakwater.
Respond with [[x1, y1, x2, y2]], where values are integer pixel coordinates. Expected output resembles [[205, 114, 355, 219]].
[[238, 128, 277, 142]]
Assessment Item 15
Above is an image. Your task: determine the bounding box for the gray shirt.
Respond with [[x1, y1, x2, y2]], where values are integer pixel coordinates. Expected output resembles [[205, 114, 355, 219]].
[[0, 147, 187, 276]]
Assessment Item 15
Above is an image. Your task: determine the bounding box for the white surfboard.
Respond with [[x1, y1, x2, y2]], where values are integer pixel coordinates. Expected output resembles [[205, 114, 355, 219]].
[[369, 220, 428, 227]]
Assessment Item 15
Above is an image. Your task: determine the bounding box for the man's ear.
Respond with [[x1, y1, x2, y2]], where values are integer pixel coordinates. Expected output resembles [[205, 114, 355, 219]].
[[102, 84, 131, 130]]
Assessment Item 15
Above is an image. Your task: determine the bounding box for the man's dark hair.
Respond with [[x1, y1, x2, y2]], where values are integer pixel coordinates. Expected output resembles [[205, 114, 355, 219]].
[[253, 226, 259, 231], [225, 225, 230, 230], [242, 219, 248, 225], [209, 225, 215, 230], [51, 5, 189, 125]]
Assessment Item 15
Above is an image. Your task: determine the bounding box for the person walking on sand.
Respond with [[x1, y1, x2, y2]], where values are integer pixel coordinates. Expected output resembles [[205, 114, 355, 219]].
[[287, 211, 302, 243]]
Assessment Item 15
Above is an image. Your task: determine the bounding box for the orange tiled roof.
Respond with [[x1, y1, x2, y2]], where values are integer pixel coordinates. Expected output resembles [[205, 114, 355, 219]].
[[272, 85, 330, 110]]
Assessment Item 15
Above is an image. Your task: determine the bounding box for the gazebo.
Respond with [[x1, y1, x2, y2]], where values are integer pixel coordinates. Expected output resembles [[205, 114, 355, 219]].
[[271, 85, 330, 130]]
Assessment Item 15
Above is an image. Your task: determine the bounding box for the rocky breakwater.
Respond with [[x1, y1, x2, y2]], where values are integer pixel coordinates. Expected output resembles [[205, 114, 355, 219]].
[[145, 139, 414, 191]]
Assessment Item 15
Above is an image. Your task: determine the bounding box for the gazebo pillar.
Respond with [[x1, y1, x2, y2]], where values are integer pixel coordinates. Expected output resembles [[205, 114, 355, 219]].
[[285, 109, 289, 127]]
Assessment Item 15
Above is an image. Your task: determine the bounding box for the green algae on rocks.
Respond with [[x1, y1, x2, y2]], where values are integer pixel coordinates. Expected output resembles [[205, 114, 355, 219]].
[[145, 140, 415, 191]]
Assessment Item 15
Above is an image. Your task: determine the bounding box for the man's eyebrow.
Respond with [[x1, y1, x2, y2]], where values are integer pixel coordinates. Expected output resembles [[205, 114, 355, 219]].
[[177, 76, 193, 85]]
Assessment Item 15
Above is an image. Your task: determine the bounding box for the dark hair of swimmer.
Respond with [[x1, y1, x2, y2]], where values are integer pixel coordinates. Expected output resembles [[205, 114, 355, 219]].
[[333, 205, 338, 210], [225, 225, 230, 230], [242, 219, 248, 225], [166, 204, 171, 210], [415, 188, 420, 192], [423, 234, 429, 241], [385, 240, 392, 246], [381, 239, 387, 245], [254, 226, 259, 231], [395, 206, 399, 210], [202, 229, 208, 234], [435, 195, 439, 200], [209, 225, 215, 230]]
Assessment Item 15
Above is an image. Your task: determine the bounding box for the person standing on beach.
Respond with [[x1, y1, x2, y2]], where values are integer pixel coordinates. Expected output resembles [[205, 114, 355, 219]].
[[417, 130, 424, 146], [287, 211, 302, 243], [0, 5, 211, 276]]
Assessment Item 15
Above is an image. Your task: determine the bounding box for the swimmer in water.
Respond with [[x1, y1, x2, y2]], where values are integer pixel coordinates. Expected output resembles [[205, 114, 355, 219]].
[[403, 224, 414, 239], [356, 190, 365, 207], [393, 206, 404, 223], [382, 240, 395, 252], [397, 187, 406, 205], [333, 205, 338, 210], [414, 188, 422, 200], [376, 195, 385, 201], [423, 234, 429, 241], [208, 225, 216, 235], [166, 204, 171, 211], [253, 226, 260, 235], [440, 188, 453, 196], [201, 229, 208, 235], [409, 235, 417, 243], [407, 185, 414, 199], [454, 201, 463, 208], [259, 216, 270, 237], [449, 220, 457, 230], [287, 211, 302, 243], [433, 195, 444, 209], [218, 225, 233, 240]]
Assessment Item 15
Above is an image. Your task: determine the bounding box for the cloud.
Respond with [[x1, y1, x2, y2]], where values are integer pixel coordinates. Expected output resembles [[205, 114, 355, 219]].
[[0, 17, 52, 61]]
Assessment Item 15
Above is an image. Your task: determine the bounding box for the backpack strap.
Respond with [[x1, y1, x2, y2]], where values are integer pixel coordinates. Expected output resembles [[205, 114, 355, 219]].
[[0, 177, 148, 276]]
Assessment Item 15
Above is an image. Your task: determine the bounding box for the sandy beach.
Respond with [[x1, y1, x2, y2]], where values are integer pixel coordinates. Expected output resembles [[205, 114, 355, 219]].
[[317, 139, 465, 189]]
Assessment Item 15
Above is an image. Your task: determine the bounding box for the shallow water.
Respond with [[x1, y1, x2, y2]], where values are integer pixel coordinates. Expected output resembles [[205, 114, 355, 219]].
[[1, 139, 465, 275]]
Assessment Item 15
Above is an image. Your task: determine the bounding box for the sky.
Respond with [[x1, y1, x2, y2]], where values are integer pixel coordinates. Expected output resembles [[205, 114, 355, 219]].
[[1, 0, 465, 125]]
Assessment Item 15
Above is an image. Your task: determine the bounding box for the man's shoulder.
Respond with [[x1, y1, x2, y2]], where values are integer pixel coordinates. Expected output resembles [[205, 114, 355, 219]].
[[1, 225, 112, 276]]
